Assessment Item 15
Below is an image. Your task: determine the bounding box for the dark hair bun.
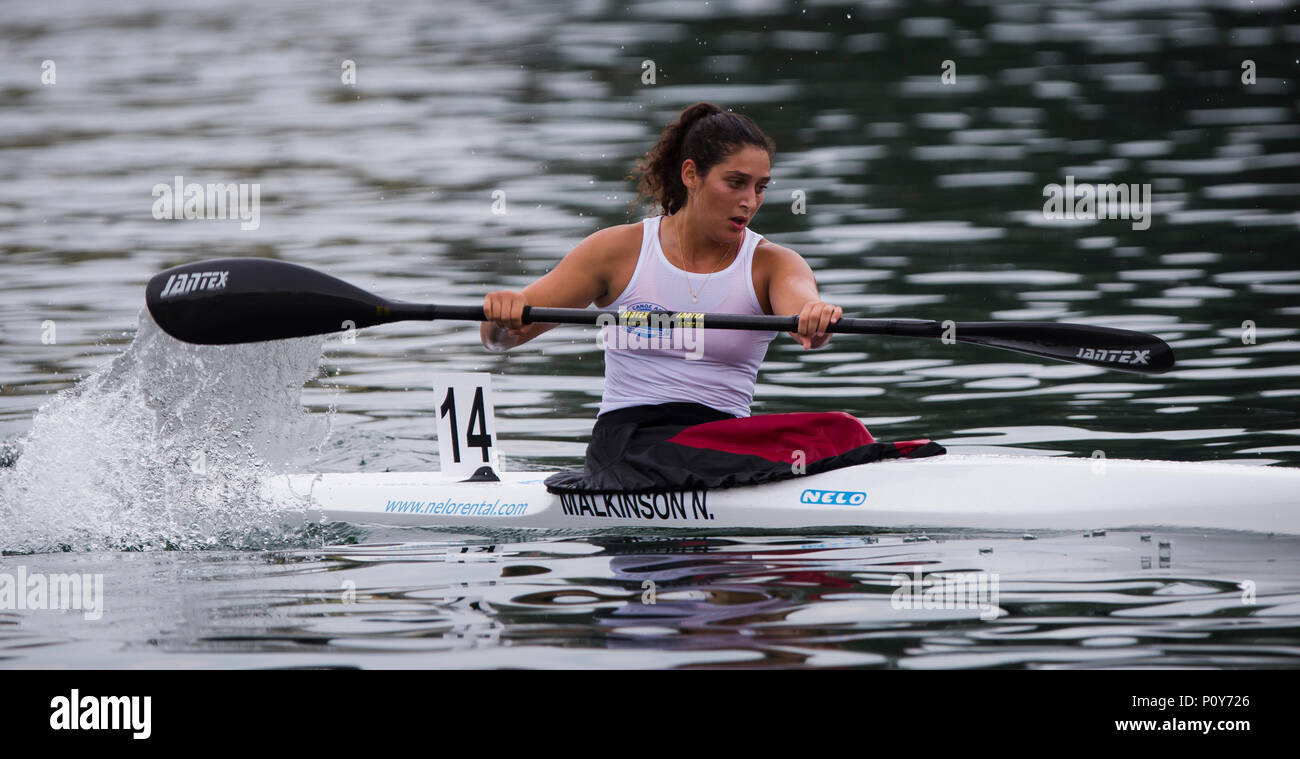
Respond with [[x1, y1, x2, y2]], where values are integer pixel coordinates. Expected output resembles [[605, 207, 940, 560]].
[[631, 102, 775, 215]]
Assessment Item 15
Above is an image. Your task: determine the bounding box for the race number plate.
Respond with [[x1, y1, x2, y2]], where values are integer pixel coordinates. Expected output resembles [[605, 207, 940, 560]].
[[433, 373, 500, 476]]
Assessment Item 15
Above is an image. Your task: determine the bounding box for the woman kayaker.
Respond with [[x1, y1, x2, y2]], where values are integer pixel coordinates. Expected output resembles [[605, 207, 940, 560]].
[[481, 102, 939, 492], [481, 102, 840, 396]]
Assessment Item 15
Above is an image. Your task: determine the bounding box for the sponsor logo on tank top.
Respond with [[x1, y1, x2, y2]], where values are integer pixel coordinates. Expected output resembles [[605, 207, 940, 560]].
[[622, 302, 669, 338], [597, 301, 706, 360]]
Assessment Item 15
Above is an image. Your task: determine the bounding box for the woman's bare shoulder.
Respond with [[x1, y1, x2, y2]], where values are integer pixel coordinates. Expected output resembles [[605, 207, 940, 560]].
[[589, 220, 645, 255], [565, 220, 644, 265], [754, 238, 808, 271]]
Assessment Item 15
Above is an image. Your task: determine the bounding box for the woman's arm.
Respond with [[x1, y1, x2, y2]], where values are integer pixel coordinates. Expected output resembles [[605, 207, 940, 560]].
[[759, 242, 842, 350], [480, 224, 632, 351]]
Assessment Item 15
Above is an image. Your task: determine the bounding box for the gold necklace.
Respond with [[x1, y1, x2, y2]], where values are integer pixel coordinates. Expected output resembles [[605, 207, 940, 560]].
[[674, 219, 738, 303]]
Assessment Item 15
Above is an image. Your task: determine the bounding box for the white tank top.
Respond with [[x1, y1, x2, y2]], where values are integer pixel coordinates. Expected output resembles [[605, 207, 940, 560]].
[[598, 215, 777, 417]]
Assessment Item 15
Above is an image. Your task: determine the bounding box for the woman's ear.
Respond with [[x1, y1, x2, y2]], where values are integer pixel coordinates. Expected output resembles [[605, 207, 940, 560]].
[[680, 159, 698, 191]]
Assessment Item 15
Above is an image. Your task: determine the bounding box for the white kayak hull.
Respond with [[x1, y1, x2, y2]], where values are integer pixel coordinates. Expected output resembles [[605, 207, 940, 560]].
[[265, 454, 1300, 534]]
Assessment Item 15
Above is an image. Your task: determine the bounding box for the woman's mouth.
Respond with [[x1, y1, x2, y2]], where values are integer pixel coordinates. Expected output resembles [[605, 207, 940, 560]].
[[729, 216, 747, 230]]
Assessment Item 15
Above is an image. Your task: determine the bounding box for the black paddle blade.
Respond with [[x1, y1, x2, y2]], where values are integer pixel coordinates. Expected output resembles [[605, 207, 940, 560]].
[[955, 321, 1175, 374], [146, 257, 399, 344]]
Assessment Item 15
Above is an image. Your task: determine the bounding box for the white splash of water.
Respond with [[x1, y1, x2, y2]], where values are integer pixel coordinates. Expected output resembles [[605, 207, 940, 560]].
[[0, 309, 331, 554]]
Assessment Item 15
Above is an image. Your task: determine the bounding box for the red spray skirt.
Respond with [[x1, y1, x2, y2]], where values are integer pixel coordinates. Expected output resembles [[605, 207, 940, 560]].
[[545, 403, 944, 494]]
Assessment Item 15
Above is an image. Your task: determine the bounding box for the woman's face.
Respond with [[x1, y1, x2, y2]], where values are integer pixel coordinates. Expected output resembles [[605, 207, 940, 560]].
[[682, 145, 771, 243]]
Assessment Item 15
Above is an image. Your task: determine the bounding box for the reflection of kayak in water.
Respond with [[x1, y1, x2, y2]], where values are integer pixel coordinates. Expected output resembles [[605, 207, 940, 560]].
[[596, 539, 903, 644]]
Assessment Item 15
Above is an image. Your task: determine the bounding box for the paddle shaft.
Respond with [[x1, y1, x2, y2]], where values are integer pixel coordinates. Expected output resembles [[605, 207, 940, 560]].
[[400, 303, 1171, 372], [417, 303, 938, 336]]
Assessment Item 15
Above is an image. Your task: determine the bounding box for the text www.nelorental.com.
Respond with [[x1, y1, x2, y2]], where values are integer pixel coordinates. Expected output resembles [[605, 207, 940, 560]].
[[384, 499, 527, 516]]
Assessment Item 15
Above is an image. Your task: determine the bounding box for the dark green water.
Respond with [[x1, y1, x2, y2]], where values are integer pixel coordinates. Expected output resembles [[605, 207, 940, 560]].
[[0, 0, 1297, 668]]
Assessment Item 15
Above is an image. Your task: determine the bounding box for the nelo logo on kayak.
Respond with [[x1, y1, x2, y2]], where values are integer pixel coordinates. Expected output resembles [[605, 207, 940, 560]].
[[157, 271, 229, 299], [1076, 347, 1149, 365], [801, 489, 866, 506]]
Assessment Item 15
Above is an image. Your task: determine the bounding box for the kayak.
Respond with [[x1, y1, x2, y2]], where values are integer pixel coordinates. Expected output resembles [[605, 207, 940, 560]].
[[145, 258, 1293, 534], [265, 454, 1300, 534]]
